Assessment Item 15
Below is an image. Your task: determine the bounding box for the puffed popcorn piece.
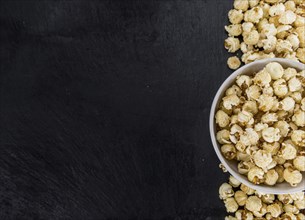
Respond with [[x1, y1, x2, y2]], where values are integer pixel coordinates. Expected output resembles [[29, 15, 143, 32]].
[[225, 197, 239, 213], [261, 113, 278, 124], [296, 48, 305, 63], [234, 190, 248, 206], [236, 75, 252, 89], [269, 3, 285, 17], [279, 141, 297, 160], [283, 67, 298, 81], [253, 203, 267, 218], [215, 110, 230, 128], [238, 161, 255, 175], [291, 130, 305, 147], [257, 94, 277, 112], [287, 34, 300, 50], [248, 166, 265, 184], [226, 85, 242, 96], [263, 142, 280, 155], [283, 167, 302, 186], [227, 56, 241, 70], [253, 70, 271, 87], [276, 39, 293, 53], [274, 121, 290, 137], [262, 127, 281, 143], [294, 198, 305, 210], [285, 1, 297, 11], [279, 10, 297, 24], [262, 36, 277, 52], [246, 85, 261, 101], [253, 150, 273, 170], [278, 194, 293, 204], [264, 169, 279, 185], [267, 203, 282, 218], [223, 94, 241, 110], [288, 77, 302, 92], [228, 9, 244, 24], [244, 6, 264, 23], [292, 110, 305, 127], [243, 30, 260, 45], [219, 183, 235, 200], [245, 196, 262, 212], [242, 128, 260, 146], [261, 194, 275, 204], [280, 96, 295, 112], [284, 204, 299, 214], [217, 129, 231, 144], [237, 110, 254, 126], [229, 175, 241, 188], [262, 85, 274, 96], [225, 24, 243, 37], [233, 0, 249, 12], [225, 37, 241, 53], [242, 22, 254, 33], [273, 79, 288, 97], [242, 101, 258, 115], [221, 144, 237, 160], [293, 156, 305, 171]]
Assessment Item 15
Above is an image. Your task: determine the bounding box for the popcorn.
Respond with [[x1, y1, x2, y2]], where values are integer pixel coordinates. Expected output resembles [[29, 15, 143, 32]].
[[215, 62, 305, 187], [219, 183, 234, 200], [224, 1, 305, 66], [227, 56, 241, 70], [279, 10, 297, 24], [293, 156, 305, 172], [234, 0, 249, 12], [225, 37, 241, 53], [228, 9, 244, 24], [220, 176, 305, 220], [243, 30, 260, 45], [283, 166, 302, 186], [225, 198, 239, 213]]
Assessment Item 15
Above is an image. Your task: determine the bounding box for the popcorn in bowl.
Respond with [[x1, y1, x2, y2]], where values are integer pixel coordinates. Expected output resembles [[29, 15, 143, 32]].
[[215, 61, 305, 187]]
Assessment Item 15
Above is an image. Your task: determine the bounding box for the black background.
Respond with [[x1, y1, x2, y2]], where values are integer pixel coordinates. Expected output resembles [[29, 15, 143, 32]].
[[1, 0, 234, 219]]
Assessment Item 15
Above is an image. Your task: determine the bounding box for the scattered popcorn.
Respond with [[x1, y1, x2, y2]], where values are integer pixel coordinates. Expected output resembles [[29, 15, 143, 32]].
[[219, 176, 305, 219], [224, 0, 305, 68], [227, 56, 241, 70]]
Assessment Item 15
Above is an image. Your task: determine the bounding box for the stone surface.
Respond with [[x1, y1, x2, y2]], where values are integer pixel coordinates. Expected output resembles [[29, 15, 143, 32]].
[[0, 0, 232, 219]]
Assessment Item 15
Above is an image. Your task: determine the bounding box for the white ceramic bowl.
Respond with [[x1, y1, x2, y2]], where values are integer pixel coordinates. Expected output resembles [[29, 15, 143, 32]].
[[210, 58, 305, 194]]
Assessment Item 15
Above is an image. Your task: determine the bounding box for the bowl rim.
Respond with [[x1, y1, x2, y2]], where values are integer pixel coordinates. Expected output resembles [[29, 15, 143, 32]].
[[209, 58, 305, 194]]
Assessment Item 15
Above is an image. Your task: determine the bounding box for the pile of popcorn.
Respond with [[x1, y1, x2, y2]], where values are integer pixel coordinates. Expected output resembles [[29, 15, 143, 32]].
[[219, 175, 305, 220], [224, 0, 305, 70], [215, 62, 305, 187]]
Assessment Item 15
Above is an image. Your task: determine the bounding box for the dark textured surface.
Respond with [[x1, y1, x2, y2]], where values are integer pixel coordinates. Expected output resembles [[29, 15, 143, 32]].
[[0, 0, 233, 219]]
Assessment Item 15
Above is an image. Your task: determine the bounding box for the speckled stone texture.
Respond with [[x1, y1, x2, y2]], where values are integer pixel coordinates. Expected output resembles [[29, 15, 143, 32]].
[[0, 0, 233, 219]]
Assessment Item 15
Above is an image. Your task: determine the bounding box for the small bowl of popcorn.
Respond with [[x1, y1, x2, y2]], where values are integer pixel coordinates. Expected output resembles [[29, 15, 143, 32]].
[[210, 58, 305, 194]]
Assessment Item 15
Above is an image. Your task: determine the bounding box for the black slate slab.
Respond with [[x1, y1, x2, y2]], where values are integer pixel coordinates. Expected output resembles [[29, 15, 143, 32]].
[[0, 0, 234, 219]]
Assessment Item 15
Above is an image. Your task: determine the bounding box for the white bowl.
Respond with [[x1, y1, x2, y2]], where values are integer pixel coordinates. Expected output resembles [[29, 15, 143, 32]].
[[210, 58, 305, 194]]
